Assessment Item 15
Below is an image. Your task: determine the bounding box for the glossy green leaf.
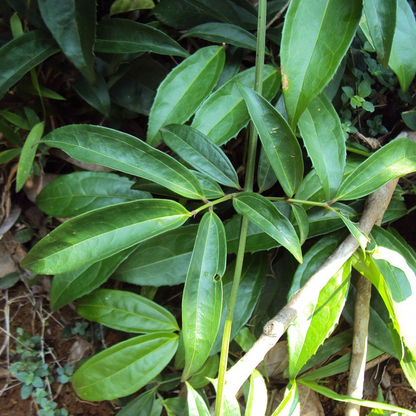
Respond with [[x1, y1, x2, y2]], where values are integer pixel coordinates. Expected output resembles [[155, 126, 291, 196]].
[[0, 110, 30, 130], [113, 225, 198, 286], [50, 247, 136, 312], [21, 199, 190, 274], [192, 65, 280, 145], [257, 147, 278, 193], [16, 122, 44, 192], [0, 119, 23, 146], [0, 148, 21, 165], [160, 124, 240, 189], [363, 0, 396, 67], [335, 138, 416, 201], [77, 288, 179, 333], [271, 383, 300, 416], [72, 332, 178, 400], [37, 172, 151, 217], [186, 382, 210, 416], [0, 30, 59, 100], [233, 193, 302, 262], [147, 46, 225, 146], [95, 18, 189, 58], [182, 212, 226, 380], [192, 171, 225, 200], [180, 22, 259, 51], [117, 388, 155, 416], [298, 94, 346, 200], [189, 354, 219, 389], [38, 0, 96, 84], [281, 0, 362, 127], [389, 0, 416, 93], [290, 204, 309, 245], [41, 124, 205, 200], [73, 72, 110, 117], [239, 84, 303, 197], [110, 0, 155, 15], [246, 370, 267, 416]]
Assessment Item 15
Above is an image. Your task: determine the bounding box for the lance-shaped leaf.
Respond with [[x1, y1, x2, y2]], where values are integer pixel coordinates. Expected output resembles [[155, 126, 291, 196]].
[[288, 235, 351, 379], [41, 124, 205, 200], [38, 0, 96, 84], [72, 332, 178, 400], [21, 199, 191, 275], [239, 84, 303, 197], [363, 0, 396, 67], [192, 171, 224, 199], [246, 370, 267, 416], [186, 382, 210, 416], [291, 204, 309, 246], [180, 23, 259, 52], [77, 288, 179, 333], [37, 171, 151, 217], [113, 225, 198, 287], [0, 30, 59, 99], [95, 18, 189, 58], [233, 193, 302, 263], [147, 46, 225, 146], [298, 94, 346, 200], [182, 212, 226, 380], [334, 137, 416, 201], [281, 0, 362, 127], [160, 124, 240, 189], [192, 65, 280, 145], [257, 147, 278, 193], [271, 382, 300, 416], [50, 247, 136, 312], [117, 388, 155, 416], [388, 0, 416, 93]]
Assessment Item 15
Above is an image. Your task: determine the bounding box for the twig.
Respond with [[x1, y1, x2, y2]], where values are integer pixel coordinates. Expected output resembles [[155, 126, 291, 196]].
[[265, 0, 290, 30], [223, 179, 399, 398]]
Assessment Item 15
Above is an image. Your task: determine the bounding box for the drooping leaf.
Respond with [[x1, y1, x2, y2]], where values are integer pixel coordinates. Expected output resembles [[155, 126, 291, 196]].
[[50, 247, 136, 312], [246, 370, 267, 416], [41, 124, 205, 200], [363, 0, 396, 67], [239, 84, 303, 197], [180, 22, 259, 52], [37, 172, 151, 217], [72, 332, 178, 400], [38, 0, 96, 84], [16, 122, 44, 192], [334, 138, 416, 201], [182, 212, 226, 380], [21, 199, 191, 274], [147, 46, 225, 146], [77, 288, 179, 333], [233, 193, 302, 262], [185, 382, 210, 416], [389, 0, 416, 93], [280, 0, 362, 127], [192, 65, 280, 145], [113, 225, 198, 287], [160, 124, 240, 188], [298, 94, 346, 200], [0, 30, 59, 100], [95, 18, 189, 58]]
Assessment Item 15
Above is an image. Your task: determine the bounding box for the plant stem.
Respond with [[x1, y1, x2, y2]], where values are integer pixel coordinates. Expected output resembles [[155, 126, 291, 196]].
[[215, 0, 267, 414], [192, 193, 236, 215], [268, 197, 330, 209]]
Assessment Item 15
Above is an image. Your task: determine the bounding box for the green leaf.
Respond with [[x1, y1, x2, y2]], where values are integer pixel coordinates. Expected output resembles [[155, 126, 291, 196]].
[[288, 235, 351, 379], [0, 119, 23, 146], [38, 0, 96, 85], [77, 288, 179, 333], [208, 378, 241, 416], [21, 199, 190, 274], [189, 354, 219, 388], [117, 388, 155, 416], [186, 382, 210, 416], [0, 110, 30, 130], [41, 124, 205, 200], [335, 138, 416, 201], [298, 94, 346, 200], [364, 0, 396, 67], [180, 22, 259, 52], [113, 225, 198, 286], [182, 212, 226, 380], [402, 109, 416, 130], [72, 332, 178, 400], [95, 18, 189, 58], [18, 80, 66, 100], [50, 247, 136, 312], [257, 147, 278, 193], [37, 172, 151, 217], [238, 84, 303, 197], [389, 0, 416, 93], [290, 204, 309, 246], [0, 148, 21, 165], [192, 171, 225, 200], [246, 370, 267, 416], [0, 30, 59, 100], [110, 0, 155, 16], [233, 193, 302, 263], [281, 0, 362, 127], [16, 122, 44, 192], [271, 382, 300, 416], [160, 124, 240, 189], [147, 46, 225, 146], [192, 65, 280, 145]]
